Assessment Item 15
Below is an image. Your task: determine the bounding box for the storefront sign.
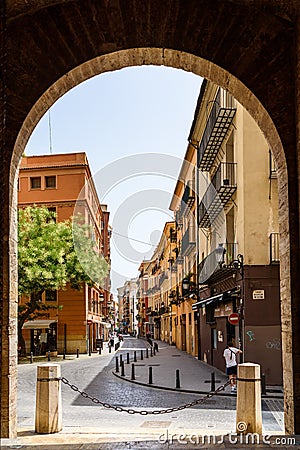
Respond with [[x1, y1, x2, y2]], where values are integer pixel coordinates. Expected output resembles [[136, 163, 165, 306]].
[[252, 289, 265, 300]]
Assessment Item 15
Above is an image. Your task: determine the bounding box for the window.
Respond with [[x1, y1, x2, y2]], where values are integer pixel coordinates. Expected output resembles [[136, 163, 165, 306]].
[[45, 290, 57, 302], [45, 176, 56, 188], [30, 177, 41, 189]]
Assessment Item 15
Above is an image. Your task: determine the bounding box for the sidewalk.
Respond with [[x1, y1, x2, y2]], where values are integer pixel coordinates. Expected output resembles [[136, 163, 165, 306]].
[[114, 340, 283, 398]]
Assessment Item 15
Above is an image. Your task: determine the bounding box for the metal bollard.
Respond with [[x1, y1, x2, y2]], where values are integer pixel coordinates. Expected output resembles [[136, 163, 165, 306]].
[[98, 347, 101, 355], [146, 348, 149, 358], [121, 360, 125, 377], [76, 348, 79, 358], [176, 369, 181, 389], [261, 373, 266, 395], [47, 351, 51, 362], [120, 354, 123, 366], [153, 346, 156, 356], [63, 348, 66, 360], [115, 356, 119, 373], [30, 352, 33, 364], [131, 363, 135, 380], [150, 347, 153, 357], [109, 344, 112, 353], [148, 366, 153, 384], [127, 352, 130, 364], [211, 372, 216, 392], [141, 349, 143, 360], [134, 350, 137, 362], [35, 364, 62, 433]]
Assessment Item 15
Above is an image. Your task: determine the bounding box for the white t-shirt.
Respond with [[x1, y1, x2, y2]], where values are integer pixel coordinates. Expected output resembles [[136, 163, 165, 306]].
[[223, 346, 239, 367]]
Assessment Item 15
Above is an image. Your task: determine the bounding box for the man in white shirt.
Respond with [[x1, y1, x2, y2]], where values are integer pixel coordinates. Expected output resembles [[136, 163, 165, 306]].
[[223, 341, 242, 394]]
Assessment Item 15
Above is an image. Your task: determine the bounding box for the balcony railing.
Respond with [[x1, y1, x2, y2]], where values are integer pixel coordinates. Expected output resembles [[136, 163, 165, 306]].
[[198, 243, 238, 284], [198, 88, 236, 171], [181, 180, 196, 215], [181, 226, 196, 255], [270, 232, 280, 264], [198, 162, 237, 227]]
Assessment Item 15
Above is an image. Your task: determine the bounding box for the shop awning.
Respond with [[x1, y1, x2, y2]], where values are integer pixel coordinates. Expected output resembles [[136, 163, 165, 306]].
[[22, 319, 57, 329], [192, 293, 223, 310]]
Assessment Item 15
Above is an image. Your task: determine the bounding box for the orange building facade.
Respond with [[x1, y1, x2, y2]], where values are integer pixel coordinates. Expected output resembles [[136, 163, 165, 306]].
[[18, 152, 112, 354]]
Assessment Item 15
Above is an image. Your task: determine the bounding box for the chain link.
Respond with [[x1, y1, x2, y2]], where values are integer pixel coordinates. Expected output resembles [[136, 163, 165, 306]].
[[60, 376, 232, 415]]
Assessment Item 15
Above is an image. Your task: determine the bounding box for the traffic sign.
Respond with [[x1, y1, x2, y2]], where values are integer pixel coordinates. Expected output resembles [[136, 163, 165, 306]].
[[228, 313, 240, 325]]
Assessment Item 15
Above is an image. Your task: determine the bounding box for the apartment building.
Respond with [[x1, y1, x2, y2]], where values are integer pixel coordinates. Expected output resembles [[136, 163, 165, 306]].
[[118, 278, 138, 336], [18, 152, 112, 354], [169, 80, 281, 384], [137, 222, 177, 343]]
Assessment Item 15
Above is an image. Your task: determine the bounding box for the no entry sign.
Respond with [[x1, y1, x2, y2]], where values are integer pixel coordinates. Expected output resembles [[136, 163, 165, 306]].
[[228, 313, 240, 325]]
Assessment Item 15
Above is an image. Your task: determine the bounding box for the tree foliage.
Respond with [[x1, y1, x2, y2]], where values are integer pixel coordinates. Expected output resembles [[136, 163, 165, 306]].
[[18, 206, 109, 352]]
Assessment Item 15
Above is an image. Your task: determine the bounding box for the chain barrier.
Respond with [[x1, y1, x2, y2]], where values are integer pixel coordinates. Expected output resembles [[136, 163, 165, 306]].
[[60, 376, 232, 415]]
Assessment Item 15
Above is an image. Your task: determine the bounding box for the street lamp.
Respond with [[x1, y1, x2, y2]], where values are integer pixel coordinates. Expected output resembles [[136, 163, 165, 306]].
[[215, 244, 244, 276]]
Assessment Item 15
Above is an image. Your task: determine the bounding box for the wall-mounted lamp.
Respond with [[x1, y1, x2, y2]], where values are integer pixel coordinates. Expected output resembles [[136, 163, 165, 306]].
[[215, 244, 244, 276]]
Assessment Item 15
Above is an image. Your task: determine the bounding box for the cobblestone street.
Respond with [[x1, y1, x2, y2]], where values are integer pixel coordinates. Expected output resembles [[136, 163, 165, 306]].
[[0, 337, 290, 448]]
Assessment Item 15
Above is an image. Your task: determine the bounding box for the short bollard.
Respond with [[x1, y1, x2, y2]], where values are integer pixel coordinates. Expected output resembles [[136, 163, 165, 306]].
[[211, 372, 216, 392], [47, 351, 51, 362], [98, 347, 101, 355], [115, 356, 119, 373], [134, 350, 137, 362], [127, 352, 130, 364], [153, 346, 156, 356], [120, 354, 123, 366], [236, 363, 262, 434], [176, 369, 180, 389], [63, 348, 66, 360], [150, 347, 153, 357], [141, 349, 144, 360], [146, 348, 149, 358], [148, 366, 153, 384], [35, 364, 62, 433], [30, 352, 33, 364], [261, 373, 266, 395], [121, 360, 125, 377], [109, 344, 112, 353], [131, 363, 135, 380], [76, 348, 79, 358]]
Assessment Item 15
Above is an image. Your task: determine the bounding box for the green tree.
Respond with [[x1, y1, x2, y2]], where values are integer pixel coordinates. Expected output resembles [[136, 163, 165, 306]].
[[18, 206, 109, 354]]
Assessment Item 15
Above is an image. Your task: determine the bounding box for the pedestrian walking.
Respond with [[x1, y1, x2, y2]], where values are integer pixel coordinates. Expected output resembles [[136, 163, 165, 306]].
[[223, 341, 242, 394]]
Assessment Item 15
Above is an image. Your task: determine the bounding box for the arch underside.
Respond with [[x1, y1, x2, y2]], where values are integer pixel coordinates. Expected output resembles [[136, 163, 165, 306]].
[[1, 0, 300, 438]]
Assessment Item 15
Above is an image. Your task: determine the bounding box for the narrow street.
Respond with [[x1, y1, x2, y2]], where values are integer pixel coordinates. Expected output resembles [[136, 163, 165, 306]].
[[12, 337, 285, 449]]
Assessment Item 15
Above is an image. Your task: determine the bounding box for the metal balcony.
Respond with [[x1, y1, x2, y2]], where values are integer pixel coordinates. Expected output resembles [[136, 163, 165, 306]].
[[181, 227, 196, 255], [198, 162, 237, 227], [198, 88, 236, 171], [198, 243, 238, 284], [181, 180, 196, 216]]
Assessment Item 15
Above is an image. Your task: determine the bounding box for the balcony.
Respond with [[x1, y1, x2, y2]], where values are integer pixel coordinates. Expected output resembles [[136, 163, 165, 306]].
[[198, 88, 236, 171], [270, 232, 280, 264], [181, 226, 196, 255], [198, 162, 237, 228], [198, 243, 238, 284], [159, 272, 168, 286], [181, 180, 196, 216]]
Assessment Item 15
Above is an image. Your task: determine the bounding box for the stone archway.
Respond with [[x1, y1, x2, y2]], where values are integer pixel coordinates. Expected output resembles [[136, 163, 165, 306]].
[[2, 0, 300, 438]]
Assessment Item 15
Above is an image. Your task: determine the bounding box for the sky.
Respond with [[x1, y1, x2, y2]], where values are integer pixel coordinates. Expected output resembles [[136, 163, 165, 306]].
[[25, 66, 202, 293]]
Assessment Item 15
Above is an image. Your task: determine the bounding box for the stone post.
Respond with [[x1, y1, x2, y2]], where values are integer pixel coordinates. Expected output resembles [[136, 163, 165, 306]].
[[236, 363, 262, 434], [35, 364, 62, 434]]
